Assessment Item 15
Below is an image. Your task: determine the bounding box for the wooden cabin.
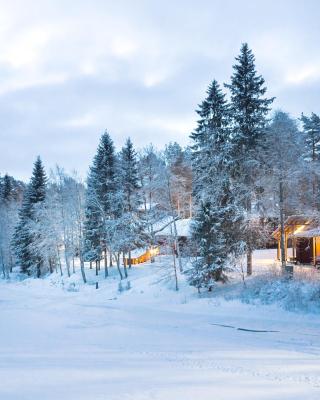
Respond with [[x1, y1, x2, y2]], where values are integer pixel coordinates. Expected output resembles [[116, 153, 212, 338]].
[[124, 247, 160, 266], [272, 215, 320, 266], [154, 218, 193, 256]]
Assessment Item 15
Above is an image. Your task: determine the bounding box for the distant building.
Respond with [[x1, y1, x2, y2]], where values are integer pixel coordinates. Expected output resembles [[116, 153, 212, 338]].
[[272, 215, 320, 266]]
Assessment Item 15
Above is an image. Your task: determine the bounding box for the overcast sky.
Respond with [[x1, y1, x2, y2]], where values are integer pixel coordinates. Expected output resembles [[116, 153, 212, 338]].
[[0, 0, 319, 181]]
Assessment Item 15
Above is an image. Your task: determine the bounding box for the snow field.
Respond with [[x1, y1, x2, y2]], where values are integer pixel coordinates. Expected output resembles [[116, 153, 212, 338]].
[[1, 250, 320, 399]]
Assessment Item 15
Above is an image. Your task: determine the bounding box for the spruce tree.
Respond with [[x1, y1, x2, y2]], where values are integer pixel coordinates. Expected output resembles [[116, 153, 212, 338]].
[[189, 79, 242, 287], [83, 131, 117, 274], [13, 157, 47, 276], [2, 174, 13, 203], [225, 43, 274, 275], [188, 201, 227, 290], [118, 138, 144, 269], [191, 79, 231, 200], [120, 138, 140, 212], [300, 112, 320, 210]]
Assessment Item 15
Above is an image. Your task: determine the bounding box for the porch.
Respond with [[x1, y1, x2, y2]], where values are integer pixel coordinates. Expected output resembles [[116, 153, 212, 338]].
[[272, 215, 320, 267]]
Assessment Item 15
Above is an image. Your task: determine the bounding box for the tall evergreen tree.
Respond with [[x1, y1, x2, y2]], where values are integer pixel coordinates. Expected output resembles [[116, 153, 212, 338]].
[[189, 79, 242, 287], [13, 157, 47, 276], [1, 174, 13, 203], [191, 79, 231, 200], [300, 112, 320, 210], [120, 138, 140, 212], [83, 131, 117, 275], [119, 138, 144, 269], [225, 43, 274, 275]]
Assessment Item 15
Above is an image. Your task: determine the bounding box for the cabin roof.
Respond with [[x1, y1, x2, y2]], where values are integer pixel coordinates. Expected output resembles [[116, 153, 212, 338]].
[[272, 215, 320, 239], [154, 218, 191, 238]]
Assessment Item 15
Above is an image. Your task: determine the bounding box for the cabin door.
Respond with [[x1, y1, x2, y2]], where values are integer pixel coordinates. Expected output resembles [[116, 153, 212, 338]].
[[296, 238, 312, 264]]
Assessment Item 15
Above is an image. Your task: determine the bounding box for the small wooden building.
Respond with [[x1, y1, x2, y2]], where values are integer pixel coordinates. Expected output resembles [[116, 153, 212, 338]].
[[272, 215, 320, 266]]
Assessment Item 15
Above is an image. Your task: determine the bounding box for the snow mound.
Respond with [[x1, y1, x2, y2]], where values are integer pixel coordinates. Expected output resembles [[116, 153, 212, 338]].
[[225, 274, 320, 313]]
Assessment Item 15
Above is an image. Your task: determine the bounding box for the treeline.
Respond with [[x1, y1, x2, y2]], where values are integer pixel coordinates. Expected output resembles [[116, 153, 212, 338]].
[[1, 43, 320, 290], [1, 139, 191, 281]]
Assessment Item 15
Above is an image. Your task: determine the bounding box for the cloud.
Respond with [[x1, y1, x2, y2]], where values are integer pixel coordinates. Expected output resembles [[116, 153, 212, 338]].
[[0, 0, 319, 180]]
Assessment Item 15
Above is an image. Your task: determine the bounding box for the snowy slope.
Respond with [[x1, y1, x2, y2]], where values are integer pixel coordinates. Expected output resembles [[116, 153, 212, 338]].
[[1, 251, 320, 400]]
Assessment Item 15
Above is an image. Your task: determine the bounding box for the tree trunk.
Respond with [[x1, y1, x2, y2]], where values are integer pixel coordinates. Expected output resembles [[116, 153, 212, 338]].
[[9, 254, 13, 273], [37, 262, 41, 278], [65, 251, 71, 277], [172, 218, 183, 273], [80, 257, 87, 283], [104, 250, 108, 278], [246, 250, 252, 276], [57, 247, 63, 276], [279, 178, 286, 272], [128, 249, 132, 269], [116, 253, 123, 280], [49, 258, 53, 274], [170, 224, 179, 291], [123, 253, 128, 278], [72, 257, 75, 274], [95, 260, 98, 276]]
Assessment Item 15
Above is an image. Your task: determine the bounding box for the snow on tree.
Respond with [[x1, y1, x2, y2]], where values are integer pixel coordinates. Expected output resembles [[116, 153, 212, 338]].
[[191, 79, 231, 201], [12, 157, 47, 277], [261, 111, 303, 269], [83, 131, 117, 276], [300, 112, 320, 210], [138, 146, 167, 257], [0, 174, 21, 278], [225, 43, 274, 275], [118, 138, 146, 269], [188, 79, 243, 289], [164, 142, 192, 219]]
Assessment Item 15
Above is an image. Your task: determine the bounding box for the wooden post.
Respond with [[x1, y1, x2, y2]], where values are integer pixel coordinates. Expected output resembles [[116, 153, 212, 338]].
[[279, 178, 286, 271], [284, 233, 287, 261], [277, 239, 280, 260], [313, 237, 316, 266]]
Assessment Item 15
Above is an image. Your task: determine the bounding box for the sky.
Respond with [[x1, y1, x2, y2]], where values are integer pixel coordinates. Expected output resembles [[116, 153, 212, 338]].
[[0, 0, 319, 181]]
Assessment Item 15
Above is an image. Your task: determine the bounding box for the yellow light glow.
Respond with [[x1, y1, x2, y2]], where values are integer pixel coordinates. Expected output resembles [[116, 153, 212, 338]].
[[293, 225, 305, 234]]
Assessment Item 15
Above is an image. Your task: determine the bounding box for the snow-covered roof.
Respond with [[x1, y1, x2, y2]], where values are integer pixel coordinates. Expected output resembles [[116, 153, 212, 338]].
[[154, 218, 191, 238], [138, 201, 159, 211], [272, 215, 318, 239], [293, 227, 320, 238]]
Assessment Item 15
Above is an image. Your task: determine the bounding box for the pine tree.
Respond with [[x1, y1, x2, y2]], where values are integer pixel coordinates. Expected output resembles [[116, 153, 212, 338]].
[[13, 157, 47, 276], [0, 174, 17, 277], [83, 131, 117, 275], [191, 80, 231, 201], [300, 112, 320, 210], [118, 138, 144, 269], [188, 201, 227, 290], [1, 174, 13, 203], [300, 112, 320, 162], [189, 79, 242, 288], [120, 138, 140, 212], [225, 43, 274, 275]]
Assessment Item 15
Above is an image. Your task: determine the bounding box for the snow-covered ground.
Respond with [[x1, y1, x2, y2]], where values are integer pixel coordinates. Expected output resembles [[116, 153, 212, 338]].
[[1, 250, 320, 399]]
